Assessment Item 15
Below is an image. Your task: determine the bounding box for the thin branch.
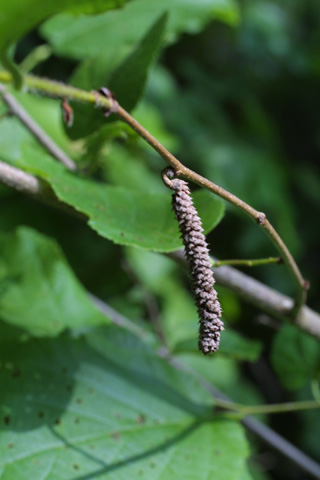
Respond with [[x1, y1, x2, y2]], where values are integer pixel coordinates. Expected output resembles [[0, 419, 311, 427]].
[[0, 159, 85, 219], [214, 397, 320, 417], [0, 69, 307, 314], [88, 293, 151, 341], [211, 256, 282, 268], [0, 159, 319, 340], [0, 159, 45, 195], [0, 70, 113, 107], [20, 44, 52, 73], [0, 83, 76, 170], [89, 293, 320, 480]]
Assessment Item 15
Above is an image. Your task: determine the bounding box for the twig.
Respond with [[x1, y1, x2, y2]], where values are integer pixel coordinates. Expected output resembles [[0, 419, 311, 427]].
[[0, 70, 113, 107], [211, 256, 282, 268], [88, 293, 151, 341], [213, 397, 320, 417], [0, 160, 319, 340], [20, 44, 52, 73], [0, 83, 76, 170], [0, 69, 307, 314], [0, 159, 85, 219], [0, 159, 45, 195], [89, 293, 320, 480]]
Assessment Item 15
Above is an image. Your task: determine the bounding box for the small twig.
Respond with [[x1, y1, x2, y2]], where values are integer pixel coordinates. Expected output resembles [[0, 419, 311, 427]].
[[0, 83, 76, 170], [0, 159, 84, 219], [88, 293, 151, 341], [20, 44, 52, 73], [0, 70, 307, 313], [214, 397, 320, 418], [211, 256, 282, 268]]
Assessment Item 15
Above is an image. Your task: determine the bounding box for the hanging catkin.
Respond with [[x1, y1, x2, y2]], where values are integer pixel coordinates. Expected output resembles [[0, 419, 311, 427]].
[[162, 167, 224, 354]]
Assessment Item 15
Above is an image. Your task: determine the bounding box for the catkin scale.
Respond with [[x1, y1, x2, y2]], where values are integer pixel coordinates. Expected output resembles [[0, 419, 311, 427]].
[[162, 167, 224, 354]]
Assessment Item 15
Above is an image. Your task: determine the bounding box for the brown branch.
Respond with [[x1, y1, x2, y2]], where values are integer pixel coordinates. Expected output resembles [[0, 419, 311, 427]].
[[0, 70, 307, 314], [117, 106, 307, 314]]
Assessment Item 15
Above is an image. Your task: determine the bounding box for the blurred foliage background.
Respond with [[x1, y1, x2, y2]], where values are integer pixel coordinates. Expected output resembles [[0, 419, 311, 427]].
[[1, 0, 320, 479]]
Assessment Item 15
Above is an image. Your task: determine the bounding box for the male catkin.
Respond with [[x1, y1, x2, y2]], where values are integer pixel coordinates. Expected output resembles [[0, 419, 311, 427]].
[[162, 167, 224, 354]]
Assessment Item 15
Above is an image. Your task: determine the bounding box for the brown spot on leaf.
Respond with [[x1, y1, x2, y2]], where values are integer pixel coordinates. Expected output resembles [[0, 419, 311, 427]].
[[38, 411, 44, 419], [3, 415, 11, 425], [54, 419, 61, 426], [136, 414, 146, 424], [76, 398, 82, 404], [12, 368, 21, 378], [7, 443, 14, 448], [74, 418, 80, 424], [73, 464, 80, 470], [111, 431, 121, 441]]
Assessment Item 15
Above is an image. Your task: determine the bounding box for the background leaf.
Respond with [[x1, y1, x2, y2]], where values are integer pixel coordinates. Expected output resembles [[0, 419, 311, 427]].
[[67, 12, 168, 139], [0, 226, 108, 336], [41, 0, 240, 60], [271, 325, 320, 390], [0, 325, 249, 479], [0, 0, 132, 52]]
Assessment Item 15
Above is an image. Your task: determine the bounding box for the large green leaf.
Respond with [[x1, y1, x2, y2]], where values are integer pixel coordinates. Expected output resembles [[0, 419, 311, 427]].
[[67, 13, 168, 139], [15, 149, 225, 251], [271, 325, 320, 390], [41, 0, 240, 60], [0, 325, 249, 479], [0, 0, 132, 52], [0, 226, 108, 336]]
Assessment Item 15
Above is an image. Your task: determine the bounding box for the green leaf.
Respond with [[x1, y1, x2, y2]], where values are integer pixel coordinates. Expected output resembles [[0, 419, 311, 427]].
[[0, 0, 132, 52], [174, 330, 262, 362], [67, 12, 168, 139], [41, 0, 240, 60], [271, 325, 320, 390], [0, 226, 108, 336], [15, 150, 225, 251], [109, 13, 167, 112], [0, 326, 249, 479]]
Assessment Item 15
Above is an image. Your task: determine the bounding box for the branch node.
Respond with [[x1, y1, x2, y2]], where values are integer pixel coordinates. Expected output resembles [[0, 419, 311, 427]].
[[257, 212, 266, 225], [96, 87, 118, 116], [161, 167, 176, 188]]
